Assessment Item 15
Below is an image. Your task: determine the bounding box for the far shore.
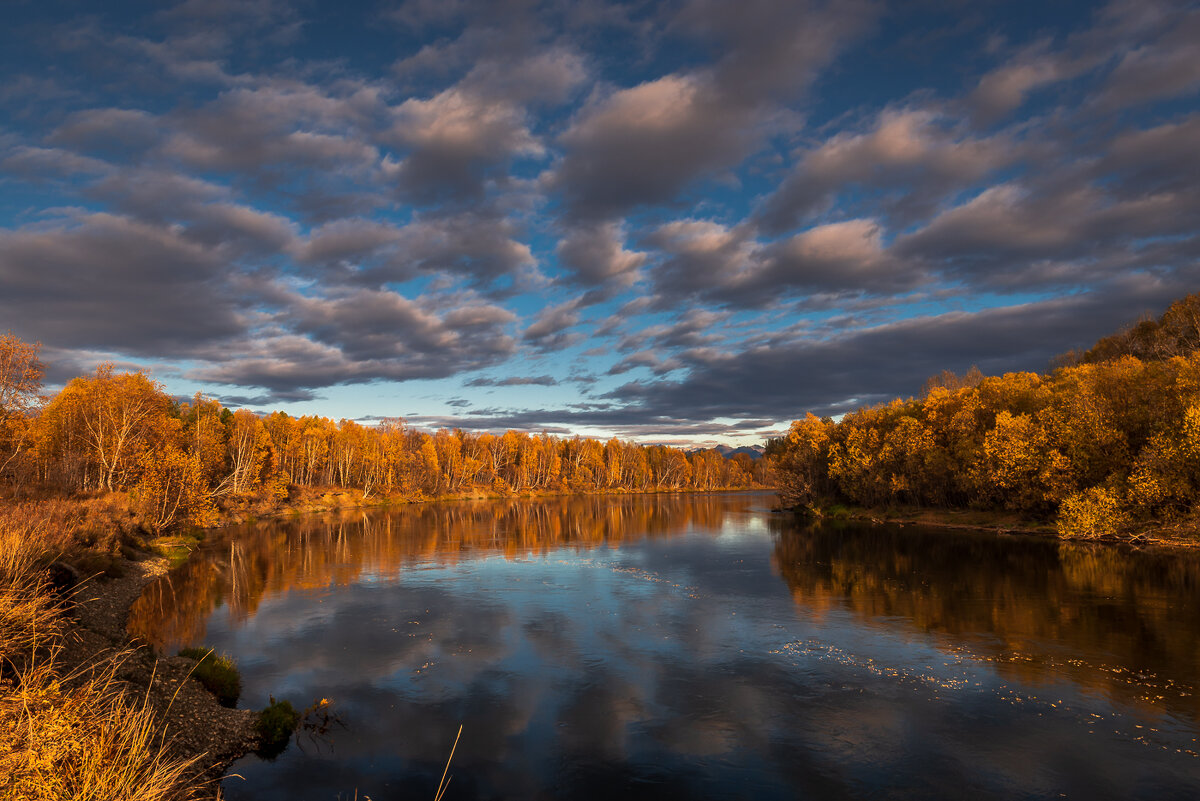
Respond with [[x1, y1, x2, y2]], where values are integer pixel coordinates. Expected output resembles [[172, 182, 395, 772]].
[[779, 503, 1200, 550]]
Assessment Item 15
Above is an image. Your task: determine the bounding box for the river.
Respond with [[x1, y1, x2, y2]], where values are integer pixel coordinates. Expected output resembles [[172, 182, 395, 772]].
[[127, 492, 1200, 800]]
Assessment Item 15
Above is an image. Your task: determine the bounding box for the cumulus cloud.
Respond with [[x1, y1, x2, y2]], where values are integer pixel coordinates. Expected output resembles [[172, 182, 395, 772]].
[[0, 212, 246, 356], [758, 108, 1020, 232], [161, 80, 382, 175], [644, 218, 915, 308], [190, 286, 519, 395], [385, 86, 543, 205], [553, 0, 878, 219], [555, 221, 646, 294], [895, 181, 1198, 286], [48, 108, 163, 158], [523, 300, 584, 353]]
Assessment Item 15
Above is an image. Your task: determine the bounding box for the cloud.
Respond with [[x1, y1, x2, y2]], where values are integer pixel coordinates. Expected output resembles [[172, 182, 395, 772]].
[[161, 80, 383, 180], [1102, 115, 1200, 192], [385, 86, 543, 205], [1094, 6, 1200, 110], [606, 350, 681, 376], [758, 108, 1020, 232], [644, 218, 916, 308], [296, 211, 538, 290], [465, 375, 559, 387], [555, 221, 646, 293], [600, 284, 1192, 424], [553, 0, 878, 220], [554, 73, 753, 219], [0, 212, 247, 356], [48, 108, 162, 158], [895, 181, 1199, 285], [0, 146, 112, 179], [523, 300, 583, 353], [191, 286, 519, 394]]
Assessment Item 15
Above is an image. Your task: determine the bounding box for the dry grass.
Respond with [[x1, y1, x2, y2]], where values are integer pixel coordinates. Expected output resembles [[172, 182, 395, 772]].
[[0, 504, 203, 801], [0, 509, 63, 670], [0, 658, 201, 801]]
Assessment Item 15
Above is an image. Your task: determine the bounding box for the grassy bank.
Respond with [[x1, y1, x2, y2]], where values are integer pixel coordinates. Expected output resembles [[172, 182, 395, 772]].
[[0, 503, 260, 801], [0, 506, 198, 800]]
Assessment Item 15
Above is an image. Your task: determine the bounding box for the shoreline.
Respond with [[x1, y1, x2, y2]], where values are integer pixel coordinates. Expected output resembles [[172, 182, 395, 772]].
[[201, 483, 774, 529], [58, 551, 260, 797], [781, 504, 1200, 550]]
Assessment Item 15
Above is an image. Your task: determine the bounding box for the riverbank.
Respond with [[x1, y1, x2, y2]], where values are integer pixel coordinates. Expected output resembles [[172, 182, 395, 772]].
[[59, 551, 260, 786], [0, 506, 259, 801], [789, 502, 1200, 549]]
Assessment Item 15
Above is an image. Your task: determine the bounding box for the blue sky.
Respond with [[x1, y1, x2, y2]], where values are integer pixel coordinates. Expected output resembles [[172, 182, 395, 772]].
[[1, 0, 1198, 445]]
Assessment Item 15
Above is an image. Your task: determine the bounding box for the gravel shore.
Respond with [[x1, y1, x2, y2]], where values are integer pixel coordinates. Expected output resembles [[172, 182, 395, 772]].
[[57, 552, 260, 796]]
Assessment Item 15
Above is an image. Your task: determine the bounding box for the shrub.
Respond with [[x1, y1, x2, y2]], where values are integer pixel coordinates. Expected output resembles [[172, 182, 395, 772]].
[[178, 647, 241, 708], [1056, 486, 1131, 539], [256, 697, 300, 758]]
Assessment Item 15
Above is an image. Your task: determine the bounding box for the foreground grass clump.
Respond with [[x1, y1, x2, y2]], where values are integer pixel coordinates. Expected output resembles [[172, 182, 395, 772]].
[[256, 697, 300, 759], [0, 658, 199, 801], [0, 506, 199, 801], [178, 647, 241, 708]]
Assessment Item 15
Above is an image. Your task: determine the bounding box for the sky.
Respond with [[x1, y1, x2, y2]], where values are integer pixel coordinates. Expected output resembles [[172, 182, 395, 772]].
[[1, 0, 1198, 446]]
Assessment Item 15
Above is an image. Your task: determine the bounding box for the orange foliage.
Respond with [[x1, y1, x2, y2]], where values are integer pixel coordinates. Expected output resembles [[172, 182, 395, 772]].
[[775, 293, 1200, 540], [0, 334, 772, 533]]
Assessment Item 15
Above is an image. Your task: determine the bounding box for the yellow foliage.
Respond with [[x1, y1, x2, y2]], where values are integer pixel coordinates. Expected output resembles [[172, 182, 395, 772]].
[[135, 445, 216, 534], [1056, 486, 1131, 539]]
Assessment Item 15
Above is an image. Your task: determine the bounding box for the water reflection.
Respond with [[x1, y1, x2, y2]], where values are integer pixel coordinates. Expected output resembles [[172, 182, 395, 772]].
[[128, 494, 1200, 800], [769, 518, 1200, 720], [129, 493, 750, 650]]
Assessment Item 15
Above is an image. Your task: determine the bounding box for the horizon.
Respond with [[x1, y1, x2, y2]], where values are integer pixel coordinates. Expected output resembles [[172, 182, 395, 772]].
[[2, 0, 1198, 448]]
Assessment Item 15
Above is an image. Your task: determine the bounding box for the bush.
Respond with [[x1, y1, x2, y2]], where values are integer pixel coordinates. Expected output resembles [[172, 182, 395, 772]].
[[178, 647, 241, 707], [1056, 486, 1131, 539], [256, 697, 300, 759]]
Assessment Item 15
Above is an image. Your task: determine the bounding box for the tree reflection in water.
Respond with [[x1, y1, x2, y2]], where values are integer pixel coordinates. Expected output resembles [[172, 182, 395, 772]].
[[129, 493, 745, 651], [769, 516, 1200, 720], [125, 494, 1200, 800]]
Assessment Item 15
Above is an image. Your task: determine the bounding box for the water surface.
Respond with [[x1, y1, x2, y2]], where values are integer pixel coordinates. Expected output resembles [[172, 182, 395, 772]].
[[129, 493, 1200, 800]]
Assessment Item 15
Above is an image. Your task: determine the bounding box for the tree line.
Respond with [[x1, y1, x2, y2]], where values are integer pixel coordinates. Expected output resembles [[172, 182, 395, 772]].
[[771, 293, 1200, 540], [0, 339, 770, 533]]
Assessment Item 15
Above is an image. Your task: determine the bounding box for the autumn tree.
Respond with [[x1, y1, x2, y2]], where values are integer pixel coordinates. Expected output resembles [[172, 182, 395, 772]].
[[0, 332, 43, 480], [36, 365, 173, 491]]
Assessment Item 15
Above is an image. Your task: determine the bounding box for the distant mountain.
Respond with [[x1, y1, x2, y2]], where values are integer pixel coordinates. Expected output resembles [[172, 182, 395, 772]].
[[695, 444, 765, 460]]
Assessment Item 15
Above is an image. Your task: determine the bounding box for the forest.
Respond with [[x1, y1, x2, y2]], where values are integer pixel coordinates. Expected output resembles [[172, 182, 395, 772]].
[[771, 292, 1200, 541], [0, 338, 770, 535]]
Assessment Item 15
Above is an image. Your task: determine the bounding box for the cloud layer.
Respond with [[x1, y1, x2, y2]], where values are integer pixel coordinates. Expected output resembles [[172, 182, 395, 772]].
[[1, 0, 1197, 443]]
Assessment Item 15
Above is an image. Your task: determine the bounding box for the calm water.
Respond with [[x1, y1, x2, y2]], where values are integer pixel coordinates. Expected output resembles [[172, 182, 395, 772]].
[[128, 493, 1200, 800]]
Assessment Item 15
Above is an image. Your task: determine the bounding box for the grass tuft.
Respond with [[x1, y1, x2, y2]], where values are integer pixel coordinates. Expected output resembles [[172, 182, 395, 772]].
[[177, 647, 241, 708], [255, 697, 300, 759]]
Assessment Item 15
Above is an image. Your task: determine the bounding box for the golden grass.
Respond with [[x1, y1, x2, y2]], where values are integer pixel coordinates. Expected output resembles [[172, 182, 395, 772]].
[[0, 509, 62, 670], [0, 505, 202, 801], [0, 658, 200, 801]]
